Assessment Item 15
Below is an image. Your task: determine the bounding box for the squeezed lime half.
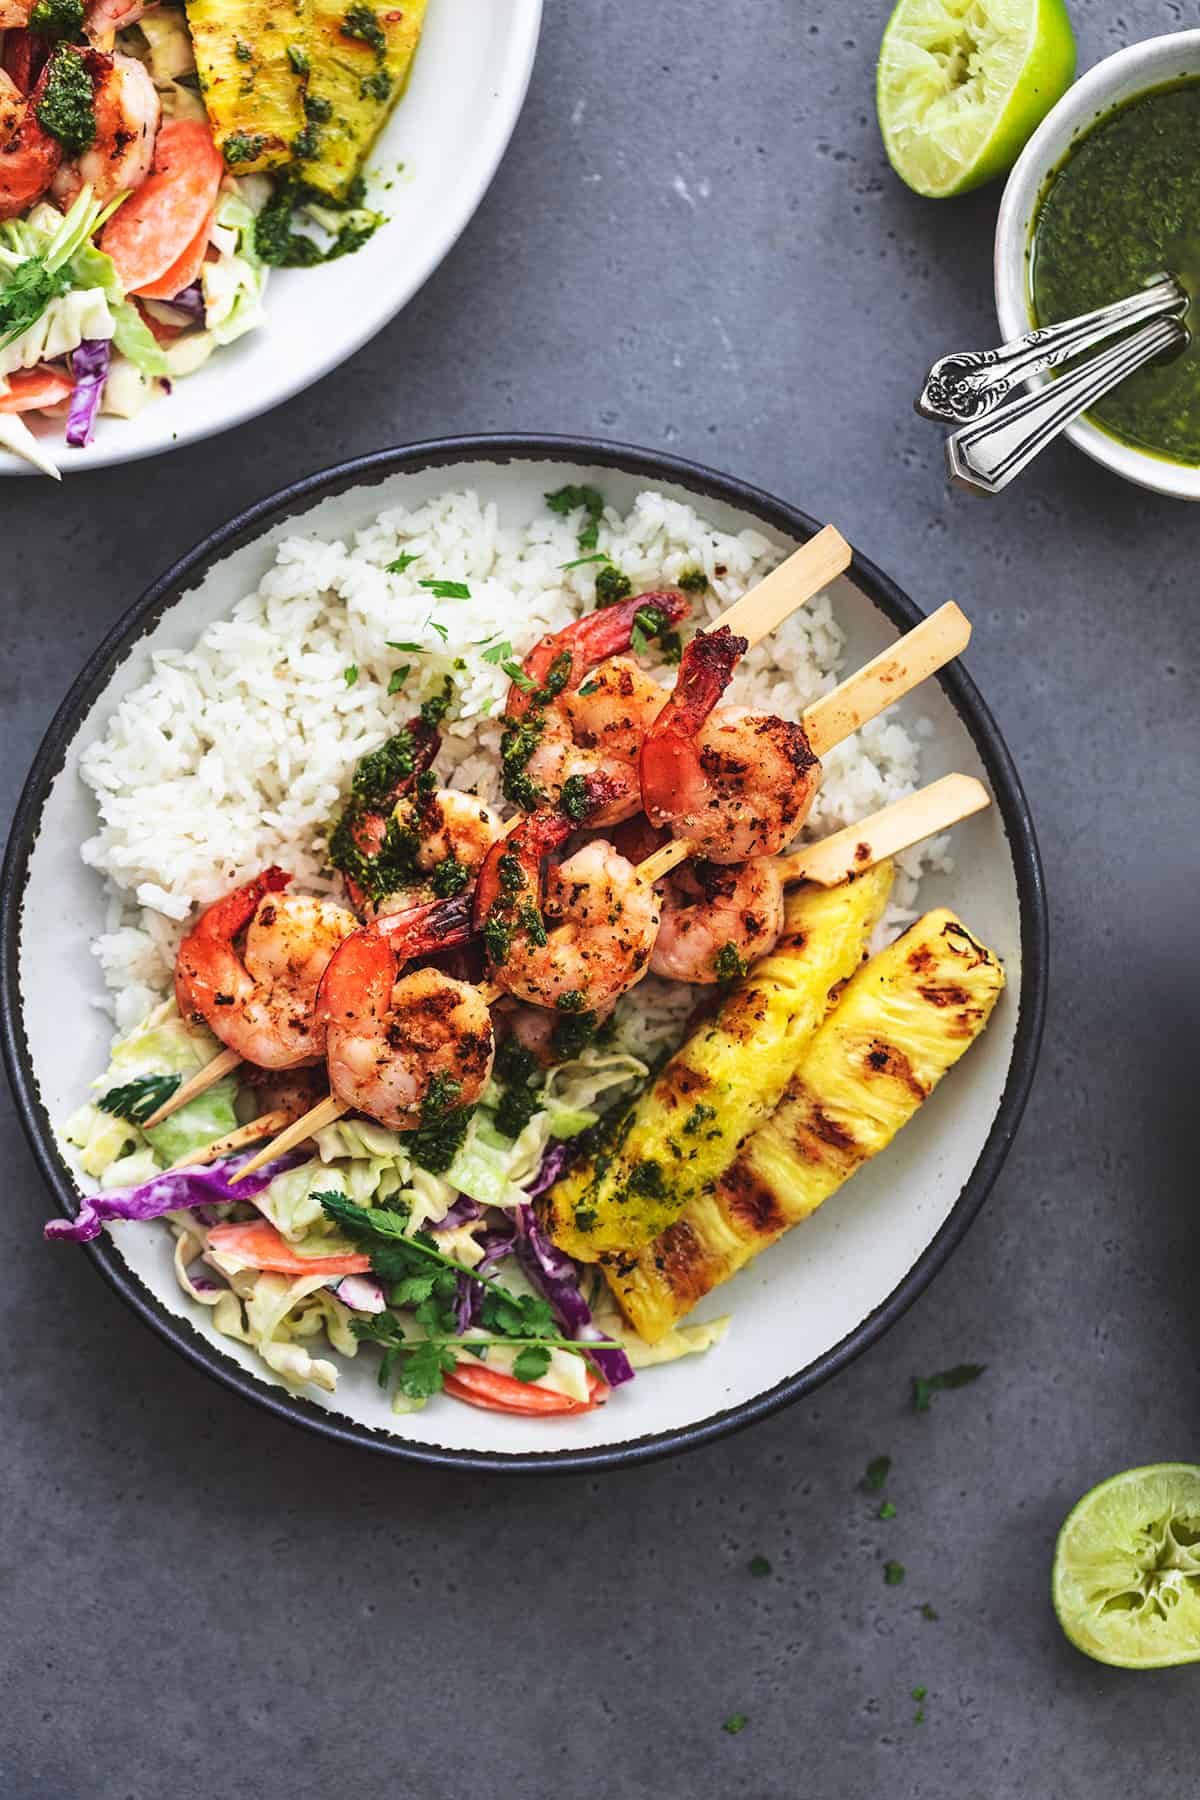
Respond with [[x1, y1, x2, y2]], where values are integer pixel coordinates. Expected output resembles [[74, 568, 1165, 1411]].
[[1052, 1463, 1200, 1668], [876, 0, 1077, 198]]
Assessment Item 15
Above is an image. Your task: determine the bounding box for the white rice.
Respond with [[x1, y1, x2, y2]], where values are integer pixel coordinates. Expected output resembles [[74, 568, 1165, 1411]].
[[79, 488, 949, 1032]]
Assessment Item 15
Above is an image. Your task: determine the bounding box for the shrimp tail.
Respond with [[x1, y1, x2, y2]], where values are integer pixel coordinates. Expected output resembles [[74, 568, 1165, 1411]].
[[317, 893, 477, 1026], [174, 867, 293, 1021], [639, 626, 747, 829], [374, 891, 476, 958], [507, 587, 692, 718]]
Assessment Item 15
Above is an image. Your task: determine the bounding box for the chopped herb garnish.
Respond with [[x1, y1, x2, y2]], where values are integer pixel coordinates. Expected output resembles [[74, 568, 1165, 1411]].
[[722, 1714, 748, 1736], [884, 1560, 906, 1586], [360, 69, 392, 100], [0, 256, 72, 353], [630, 604, 668, 656], [419, 578, 471, 600], [428, 620, 450, 643], [344, 664, 359, 686], [545, 483, 605, 550], [36, 44, 94, 154], [561, 552, 611, 570], [658, 630, 683, 666], [911, 1686, 927, 1724], [29, 0, 83, 38], [559, 773, 592, 821], [593, 564, 633, 608], [340, 2, 386, 53], [96, 1073, 181, 1126], [234, 37, 253, 60], [556, 990, 587, 1013], [576, 677, 600, 698], [482, 911, 512, 966], [682, 1102, 717, 1136], [422, 1073, 462, 1119], [420, 675, 454, 729], [430, 853, 469, 897], [550, 1009, 596, 1060], [387, 666, 411, 693], [501, 661, 537, 692], [912, 1363, 986, 1412], [748, 1555, 771, 1577], [287, 43, 310, 74], [223, 129, 270, 167], [386, 553, 419, 573], [677, 565, 709, 593], [713, 943, 748, 982], [863, 1454, 891, 1491], [481, 639, 514, 665]]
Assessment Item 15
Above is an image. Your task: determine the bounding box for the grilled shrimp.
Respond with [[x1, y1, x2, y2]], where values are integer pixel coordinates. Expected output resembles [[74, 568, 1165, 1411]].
[[474, 789, 660, 1012], [52, 49, 160, 205], [639, 626, 821, 862], [175, 868, 358, 1069], [503, 590, 690, 826], [317, 895, 494, 1128], [373, 787, 503, 917], [83, 0, 152, 44], [503, 998, 613, 1067], [0, 64, 61, 220], [650, 856, 784, 984]]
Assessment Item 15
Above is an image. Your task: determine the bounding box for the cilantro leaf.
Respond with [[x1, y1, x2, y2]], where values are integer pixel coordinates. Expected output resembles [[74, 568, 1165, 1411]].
[[0, 256, 73, 352], [418, 578, 471, 600], [545, 483, 605, 550], [428, 619, 449, 642], [512, 1344, 552, 1383], [501, 660, 537, 692], [912, 1364, 986, 1412], [481, 639, 514, 665], [396, 1338, 456, 1400], [344, 664, 358, 686], [386, 1272, 439, 1309], [96, 1073, 181, 1126], [386, 640, 423, 652], [561, 552, 611, 570], [387, 553, 419, 573], [387, 666, 410, 695]]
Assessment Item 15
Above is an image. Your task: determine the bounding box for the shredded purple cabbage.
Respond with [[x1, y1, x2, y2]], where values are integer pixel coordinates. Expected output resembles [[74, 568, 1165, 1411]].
[[454, 1271, 482, 1335], [66, 338, 110, 448], [515, 1177, 635, 1388], [523, 1140, 571, 1200], [167, 281, 205, 321], [45, 1149, 309, 1244], [433, 1196, 482, 1231]]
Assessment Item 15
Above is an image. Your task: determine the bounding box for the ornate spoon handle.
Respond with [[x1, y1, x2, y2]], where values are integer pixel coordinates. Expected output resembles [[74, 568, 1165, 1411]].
[[917, 275, 1186, 423], [944, 315, 1186, 496]]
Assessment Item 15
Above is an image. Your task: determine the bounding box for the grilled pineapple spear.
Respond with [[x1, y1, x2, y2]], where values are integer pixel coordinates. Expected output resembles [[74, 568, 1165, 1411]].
[[541, 861, 895, 1263], [604, 909, 1004, 1343], [300, 0, 429, 200], [185, 0, 307, 172]]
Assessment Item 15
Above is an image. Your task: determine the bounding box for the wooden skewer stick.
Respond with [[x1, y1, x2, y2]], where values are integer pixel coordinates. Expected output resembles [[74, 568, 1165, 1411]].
[[161, 530, 854, 1142], [168, 1110, 293, 1172], [708, 525, 851, 641], [142, 1045, 243, 1129], [636, 602, 972, 886], [231, 769, 990, 1182], [776, 773, 989, 888]]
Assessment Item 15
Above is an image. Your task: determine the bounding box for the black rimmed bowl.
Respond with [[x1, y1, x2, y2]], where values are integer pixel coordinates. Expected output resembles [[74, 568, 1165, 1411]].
[[0, 436, 1047, 1472]]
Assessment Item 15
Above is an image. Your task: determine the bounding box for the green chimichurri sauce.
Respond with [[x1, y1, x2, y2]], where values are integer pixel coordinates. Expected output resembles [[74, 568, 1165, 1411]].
[[1030, 79, 1200, 466]]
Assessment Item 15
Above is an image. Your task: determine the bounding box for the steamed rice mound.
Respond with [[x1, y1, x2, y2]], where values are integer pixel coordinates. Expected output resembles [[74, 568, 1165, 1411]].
[[79, 487, 946, 1030]]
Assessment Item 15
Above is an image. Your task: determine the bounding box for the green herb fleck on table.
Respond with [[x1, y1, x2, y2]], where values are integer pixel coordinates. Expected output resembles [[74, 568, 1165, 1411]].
[[748, 1555, 771, 1577], [883, 1560, 905, 1586], [878, 1501, 897, 1520], [919, 1602, 939, 1622], [912, 1363, 985, 1411], [863, 1454, 891, 1491], [722, 1714, 748, 1736], [911, 1685, 927, 1724]]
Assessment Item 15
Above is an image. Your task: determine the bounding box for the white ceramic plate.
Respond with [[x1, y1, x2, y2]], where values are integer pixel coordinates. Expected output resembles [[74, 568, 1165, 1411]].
[[0, 2, 542, 477], [0, 438, 1047, 1470]]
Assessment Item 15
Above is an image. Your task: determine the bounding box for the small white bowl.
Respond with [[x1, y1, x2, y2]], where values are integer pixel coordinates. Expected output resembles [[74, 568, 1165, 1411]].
[[994, 30, 1200, 501]]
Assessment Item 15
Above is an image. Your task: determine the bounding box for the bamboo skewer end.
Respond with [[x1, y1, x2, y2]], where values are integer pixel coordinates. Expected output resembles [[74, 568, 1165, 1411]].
[[229, 1093, 348, 1182]]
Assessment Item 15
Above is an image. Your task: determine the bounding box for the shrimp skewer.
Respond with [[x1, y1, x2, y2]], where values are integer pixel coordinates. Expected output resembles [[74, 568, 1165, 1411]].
[[143, 868, 357, 1127], [237, 772, 991, 1175], [232, 894, 488, 1173], [638, 602, 974, 882]]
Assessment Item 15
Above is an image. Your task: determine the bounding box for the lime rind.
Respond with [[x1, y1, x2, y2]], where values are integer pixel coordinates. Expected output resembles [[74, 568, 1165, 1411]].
[[1053, 1462, 1200, 1669], [877, 0, 1076, 198]]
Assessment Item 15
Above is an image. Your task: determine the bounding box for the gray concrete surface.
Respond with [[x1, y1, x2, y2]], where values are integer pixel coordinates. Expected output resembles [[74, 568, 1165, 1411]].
[[3, 2, 1197, 1796]]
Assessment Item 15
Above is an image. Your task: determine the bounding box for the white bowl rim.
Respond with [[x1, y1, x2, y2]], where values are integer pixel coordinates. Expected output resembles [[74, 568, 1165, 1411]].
[[0, 0, 543, 478], [994, 29, 1200, 501], [0, 435, 1049, 1474]]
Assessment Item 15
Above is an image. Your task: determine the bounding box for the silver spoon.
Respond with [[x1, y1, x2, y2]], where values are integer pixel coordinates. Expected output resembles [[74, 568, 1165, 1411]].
[[917, 274, 1187, 423], [944, 312, 1187, 495]]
